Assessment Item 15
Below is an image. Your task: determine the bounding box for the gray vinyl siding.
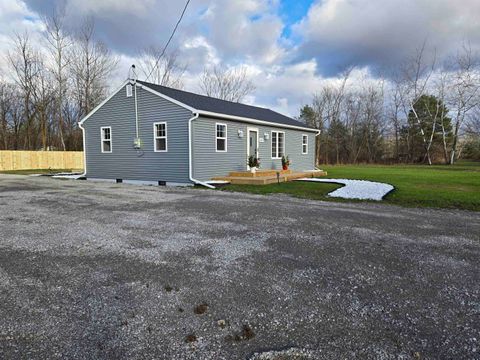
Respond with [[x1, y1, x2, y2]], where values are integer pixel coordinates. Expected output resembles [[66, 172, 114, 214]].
[[192, 117, 316, 181], [83, 85, 191, 183]]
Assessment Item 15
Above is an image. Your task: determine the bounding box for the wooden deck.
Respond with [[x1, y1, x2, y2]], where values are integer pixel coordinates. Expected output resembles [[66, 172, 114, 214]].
[[212, 169, 327, 185]]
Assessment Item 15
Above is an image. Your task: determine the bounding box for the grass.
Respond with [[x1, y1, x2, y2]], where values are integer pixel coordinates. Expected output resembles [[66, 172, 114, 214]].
[[3, 164, 479, 211], [222, 161, 480, 211], [0, 168, 77, 175], [225, 181, 342, 200]]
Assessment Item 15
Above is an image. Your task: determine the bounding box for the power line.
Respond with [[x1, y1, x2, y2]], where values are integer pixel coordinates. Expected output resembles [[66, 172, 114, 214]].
[[145, 0, 191, 82]]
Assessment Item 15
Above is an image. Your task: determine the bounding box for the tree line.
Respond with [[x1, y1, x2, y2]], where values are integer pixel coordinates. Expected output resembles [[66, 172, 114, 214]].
[[299, 44, 480, 165], [0, 12, 257, 152], [1, 16, 478, 165], [0, 15, 118, 151]]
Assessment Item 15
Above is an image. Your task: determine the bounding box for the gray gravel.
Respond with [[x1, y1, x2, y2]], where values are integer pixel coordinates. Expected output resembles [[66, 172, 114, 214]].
[[0, 174, 479, 359]]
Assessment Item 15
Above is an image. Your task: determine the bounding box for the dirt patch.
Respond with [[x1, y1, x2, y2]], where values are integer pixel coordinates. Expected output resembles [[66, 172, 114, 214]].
[[226, 324, 255, 342], [185, 334, 197, 343], [194, 303, 208, 315]]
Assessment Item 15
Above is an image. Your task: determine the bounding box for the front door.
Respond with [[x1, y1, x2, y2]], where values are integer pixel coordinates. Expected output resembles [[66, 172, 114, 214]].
[[249, 130, 258, 158]]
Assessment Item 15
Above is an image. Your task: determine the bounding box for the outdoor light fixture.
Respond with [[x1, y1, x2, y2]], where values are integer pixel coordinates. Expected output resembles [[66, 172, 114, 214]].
[[238, 130, 244, 138], [264, 133, 269, 140]]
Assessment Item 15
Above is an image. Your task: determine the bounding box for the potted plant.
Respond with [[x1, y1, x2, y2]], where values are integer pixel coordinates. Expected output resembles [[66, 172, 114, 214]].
[[248, 155, 260, 173], [281, 155, 290, 170]]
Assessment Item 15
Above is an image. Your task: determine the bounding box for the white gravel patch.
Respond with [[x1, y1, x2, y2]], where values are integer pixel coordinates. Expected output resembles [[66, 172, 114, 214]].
[[297, 178, 394, 201], [52, 172, 84, 179]]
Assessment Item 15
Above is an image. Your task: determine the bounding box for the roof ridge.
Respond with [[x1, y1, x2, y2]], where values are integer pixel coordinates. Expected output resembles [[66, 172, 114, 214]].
[[135, 80, 313, 130], [137, 80, 271, 111]]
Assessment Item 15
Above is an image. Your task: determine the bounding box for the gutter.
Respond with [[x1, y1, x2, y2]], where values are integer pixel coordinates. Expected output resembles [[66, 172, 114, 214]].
[[196, 110, 318, 133], [188, 112, 215, 189]]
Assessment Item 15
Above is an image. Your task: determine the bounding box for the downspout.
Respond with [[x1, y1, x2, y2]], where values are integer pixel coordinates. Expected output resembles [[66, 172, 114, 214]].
[[188, 112, 215, 189], [315, 129, 321, 170], [79, 122, 87, 177]]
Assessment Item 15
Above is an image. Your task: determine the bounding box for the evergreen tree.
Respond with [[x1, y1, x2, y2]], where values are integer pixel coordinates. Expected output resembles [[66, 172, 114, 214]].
[[406, 95, 453, 162], [299, 105, 317, 128]]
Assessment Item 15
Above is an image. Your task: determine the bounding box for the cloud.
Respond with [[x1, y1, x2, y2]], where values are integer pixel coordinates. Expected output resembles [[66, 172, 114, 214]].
[[200, 0, 285, 64], [3, 0, 480, 119], [251, 61, 385, 117], [22, 0, 201, 56], [0, 0, 45, 78], [295, 0, 480, 76], [21, 0, 287, 66]]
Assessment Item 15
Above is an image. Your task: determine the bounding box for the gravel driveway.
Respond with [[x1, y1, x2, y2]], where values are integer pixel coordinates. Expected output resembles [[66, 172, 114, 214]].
[[0, 174, 479, 359]]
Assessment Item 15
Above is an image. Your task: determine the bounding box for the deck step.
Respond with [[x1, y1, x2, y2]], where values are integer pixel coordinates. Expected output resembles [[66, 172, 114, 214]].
[[228, 169, 292, 178], [212, 170, 327, 185]]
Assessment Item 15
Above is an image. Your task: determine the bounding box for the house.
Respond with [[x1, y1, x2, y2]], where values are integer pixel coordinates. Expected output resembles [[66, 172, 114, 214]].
[[79, 79, 319, 186]]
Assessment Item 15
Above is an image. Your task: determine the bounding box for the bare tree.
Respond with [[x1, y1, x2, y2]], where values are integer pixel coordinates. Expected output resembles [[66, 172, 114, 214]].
[[466, 105, 480, 136], [7, 32, 42, 149], [199, 66, 255, 102], [313, 68, 351, 164], [62, 97, 83, 150], [444, 44, 480, 164], [0, 80, 14, 149], [332, 69, 352, 164], [310, 95, 325, 165], [360, 83, 386, 163], [398, 42, 437, 164], [434, 68, 452, 163], [33, 65, 54, 150], [69, 18, 118, 118], [389, 75, 405, 161], [44, 10, 72, 150], [139, 48, 186, 89]]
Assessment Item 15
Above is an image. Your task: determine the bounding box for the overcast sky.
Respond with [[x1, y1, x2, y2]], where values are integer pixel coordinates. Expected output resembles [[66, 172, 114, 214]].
[[1, 0, 479, 116]]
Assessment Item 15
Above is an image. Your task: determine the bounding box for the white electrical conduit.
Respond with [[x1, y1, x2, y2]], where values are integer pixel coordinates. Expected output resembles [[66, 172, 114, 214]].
[[134, 81, 139, 139]]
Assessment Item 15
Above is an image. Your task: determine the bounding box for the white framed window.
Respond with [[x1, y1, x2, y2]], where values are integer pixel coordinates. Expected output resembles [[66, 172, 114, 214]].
[[153, 122, 167, 152], [101, 127, 112, 153], [271, 131, 285, 159], [302, 134, 308, 154], [216, 123, 227, 152]]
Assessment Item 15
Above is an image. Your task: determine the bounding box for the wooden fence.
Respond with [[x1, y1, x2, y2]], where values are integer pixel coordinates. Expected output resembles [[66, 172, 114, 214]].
[[0, 151, 84, 171]]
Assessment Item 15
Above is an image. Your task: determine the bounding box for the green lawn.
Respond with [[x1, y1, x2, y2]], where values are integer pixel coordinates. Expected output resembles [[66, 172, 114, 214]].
[[0, 169, 76, 175], [223, 161, 480, 211], [224, 181, 343, 200]]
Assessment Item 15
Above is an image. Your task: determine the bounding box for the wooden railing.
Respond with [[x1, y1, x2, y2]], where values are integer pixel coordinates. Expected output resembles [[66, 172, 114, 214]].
[[0, 151, 84, 171]]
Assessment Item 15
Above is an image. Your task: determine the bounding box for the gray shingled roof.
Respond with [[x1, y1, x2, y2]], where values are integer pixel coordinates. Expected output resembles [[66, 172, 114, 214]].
[[137, 80, 313, 130]]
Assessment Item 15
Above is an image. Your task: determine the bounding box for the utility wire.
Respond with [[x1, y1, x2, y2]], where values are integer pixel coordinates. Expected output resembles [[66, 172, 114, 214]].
[[145, 0, 191, 82]]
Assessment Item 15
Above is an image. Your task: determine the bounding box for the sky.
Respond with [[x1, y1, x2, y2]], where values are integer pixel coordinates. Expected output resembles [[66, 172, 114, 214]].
[[1, 0, 480, 117]]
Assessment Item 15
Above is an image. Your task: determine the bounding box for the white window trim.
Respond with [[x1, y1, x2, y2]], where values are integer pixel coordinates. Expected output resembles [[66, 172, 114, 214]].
[[153, 122, 168, 152], [101, 126, 112, 153], [215, 122, 227, 152], [302, 134, 308, 154], [271, 130, 285, 159]]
